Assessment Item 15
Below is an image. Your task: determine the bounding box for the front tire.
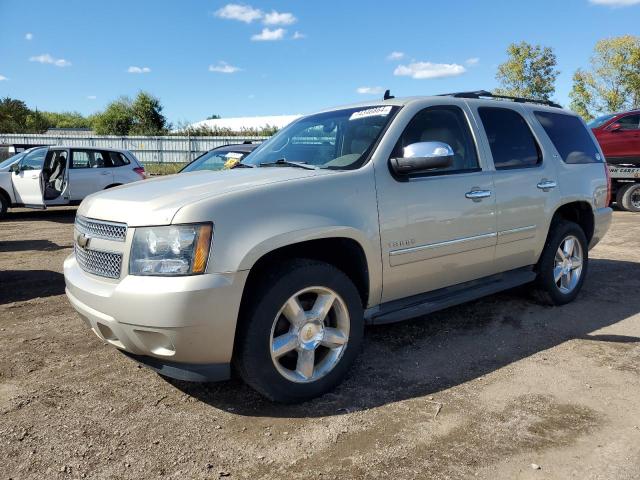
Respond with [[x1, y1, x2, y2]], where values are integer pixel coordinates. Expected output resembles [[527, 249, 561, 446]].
[[534, 220, 588, 306], [235, 259, 364, 403]]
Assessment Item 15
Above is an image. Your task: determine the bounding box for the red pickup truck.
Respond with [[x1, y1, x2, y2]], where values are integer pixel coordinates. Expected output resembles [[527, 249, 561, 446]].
[[590, 110, 640, 166]]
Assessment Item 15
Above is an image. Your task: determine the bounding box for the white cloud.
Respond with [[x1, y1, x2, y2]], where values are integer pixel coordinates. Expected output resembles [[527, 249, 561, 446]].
[[394, 61, 466, 79], [264, 10, 296, 25], [29, 53, 71, 67], [589, 0, 640, 6], [25, 32, 33, 40], [251, 28, 285, 41], [87, 95, 97, 100], [127, 66, 151, 74], [292, 31, 305, 40], [0, 75, 8, 81], [208, 61, 242, 73], [387, 51, 405, 61], [215, 3, 263, 23], [465, 57, 480, 66], [356, 86, 385, 95]]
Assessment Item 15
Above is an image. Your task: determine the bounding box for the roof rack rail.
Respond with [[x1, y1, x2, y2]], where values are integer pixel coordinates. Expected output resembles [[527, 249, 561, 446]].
[[438, 90, 562, 109]]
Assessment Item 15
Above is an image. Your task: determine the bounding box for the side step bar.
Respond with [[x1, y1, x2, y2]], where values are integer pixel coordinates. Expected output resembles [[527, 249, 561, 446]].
[[365, 267, 536, 325]]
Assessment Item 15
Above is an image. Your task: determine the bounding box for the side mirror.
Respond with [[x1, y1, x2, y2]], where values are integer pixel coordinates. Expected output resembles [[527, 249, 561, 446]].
[[10, 163, 20, 174], [609, 123, 622, 132], [390, 141, 454, 175]]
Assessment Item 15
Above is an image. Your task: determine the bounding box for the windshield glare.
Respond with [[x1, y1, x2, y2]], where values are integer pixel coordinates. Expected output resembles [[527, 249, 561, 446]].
[[243, 106, 398, 170], [181, 149, 249, 172], [588, 114, 616, 129]]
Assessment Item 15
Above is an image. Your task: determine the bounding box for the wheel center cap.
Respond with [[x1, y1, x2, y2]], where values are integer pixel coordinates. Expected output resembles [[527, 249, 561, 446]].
[[299, 323, 322, 344]]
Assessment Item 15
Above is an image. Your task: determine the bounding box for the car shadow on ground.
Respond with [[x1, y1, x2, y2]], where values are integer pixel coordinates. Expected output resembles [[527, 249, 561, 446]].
[[0, 270, 66, 304], [0, 239, 71, 253], [5, 208, 76, 224], [167, 258, 640, 417]]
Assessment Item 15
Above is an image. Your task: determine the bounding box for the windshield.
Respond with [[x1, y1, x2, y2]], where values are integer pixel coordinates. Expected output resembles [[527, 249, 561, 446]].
[[181, 149, 252, 173], [0, 150, 28, 169], [242, 106, 399, 170], [588, 114, 616, 129]]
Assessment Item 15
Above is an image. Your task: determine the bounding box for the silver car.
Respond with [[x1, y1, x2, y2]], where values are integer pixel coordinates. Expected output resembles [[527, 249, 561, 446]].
[[0, 146, 146, 217], [64, 91, 612, 403]]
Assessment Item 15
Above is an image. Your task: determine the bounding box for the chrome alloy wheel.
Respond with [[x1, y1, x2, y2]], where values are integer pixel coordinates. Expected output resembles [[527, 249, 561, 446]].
[[554, 235, 584, 294], [269, 286, 350, 383]]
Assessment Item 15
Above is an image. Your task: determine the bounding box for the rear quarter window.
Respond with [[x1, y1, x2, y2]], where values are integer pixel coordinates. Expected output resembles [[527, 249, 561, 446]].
[[534, 111, 602, 164]]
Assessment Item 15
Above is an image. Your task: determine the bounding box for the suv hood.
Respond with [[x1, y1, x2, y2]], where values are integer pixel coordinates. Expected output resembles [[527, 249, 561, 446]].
[[78, 167, 333, 226]]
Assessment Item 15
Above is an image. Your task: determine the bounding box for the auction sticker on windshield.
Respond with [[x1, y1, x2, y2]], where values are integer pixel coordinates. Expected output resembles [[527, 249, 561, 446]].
[[349, 106, 393, 121]]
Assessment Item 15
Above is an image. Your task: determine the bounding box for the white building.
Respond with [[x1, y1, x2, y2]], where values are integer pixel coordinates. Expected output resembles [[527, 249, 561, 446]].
[[187, 114, 302, 132]]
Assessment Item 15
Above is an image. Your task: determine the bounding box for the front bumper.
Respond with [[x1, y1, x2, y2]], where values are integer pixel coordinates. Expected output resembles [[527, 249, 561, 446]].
[[64, 254, 248, 381], [589, 206, 613, 249]]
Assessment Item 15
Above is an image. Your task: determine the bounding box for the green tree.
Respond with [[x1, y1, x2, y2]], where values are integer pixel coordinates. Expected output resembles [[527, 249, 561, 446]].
[[495, 41, 559, 101], [129, 92, 167, 135], [569, 35, 640, 121], [91, 97, 134, 135], [41, 111, 90, 129]]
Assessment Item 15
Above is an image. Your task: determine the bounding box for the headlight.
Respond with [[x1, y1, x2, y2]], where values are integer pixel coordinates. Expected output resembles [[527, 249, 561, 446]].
[[129, 223, 212, 276]]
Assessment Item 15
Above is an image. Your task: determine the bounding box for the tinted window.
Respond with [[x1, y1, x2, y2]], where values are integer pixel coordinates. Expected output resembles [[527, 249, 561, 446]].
[[534, 111, 602, 164], [616, 114, 640, 130], [20, 148, 47, 170], [109, 151, 130, 167], [395, 105, 479, 173], [478, 107, 541, 169]]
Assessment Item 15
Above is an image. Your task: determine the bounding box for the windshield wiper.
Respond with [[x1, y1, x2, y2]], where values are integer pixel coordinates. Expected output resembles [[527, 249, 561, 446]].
[[230, 162, 255, 168], [259, 158, 317, 170]]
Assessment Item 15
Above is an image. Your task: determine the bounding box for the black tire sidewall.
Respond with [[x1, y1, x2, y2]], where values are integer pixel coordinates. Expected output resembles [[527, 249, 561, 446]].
[[235, 260, 364, 403], [537, 221, 588, 305], [616, 183, 632, 211], [0, 194, 7, 218]]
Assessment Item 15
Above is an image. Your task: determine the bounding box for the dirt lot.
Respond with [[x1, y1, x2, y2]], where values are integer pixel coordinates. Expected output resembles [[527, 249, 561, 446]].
[[1, 208, 639, 480]]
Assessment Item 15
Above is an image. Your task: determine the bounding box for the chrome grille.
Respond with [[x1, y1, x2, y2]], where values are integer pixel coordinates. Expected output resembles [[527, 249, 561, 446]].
[[75, 245, 122, 279], [75, 216, 127, 242]]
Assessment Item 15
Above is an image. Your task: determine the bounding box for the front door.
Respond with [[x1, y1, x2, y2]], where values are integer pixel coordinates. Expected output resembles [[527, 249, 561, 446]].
[[11, 147, 47, 207], [375, 104, 497, 302], [68, 149, 114, 200]]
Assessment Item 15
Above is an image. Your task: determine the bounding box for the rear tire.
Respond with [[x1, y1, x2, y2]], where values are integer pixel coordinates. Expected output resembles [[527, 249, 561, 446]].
[[234, 259, 364, 403], [534, 220, 588, 306], [618, 183, 640, 212]]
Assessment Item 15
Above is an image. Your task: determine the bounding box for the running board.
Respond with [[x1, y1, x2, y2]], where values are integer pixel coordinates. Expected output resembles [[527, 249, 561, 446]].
[[365, 267, 536, 325]]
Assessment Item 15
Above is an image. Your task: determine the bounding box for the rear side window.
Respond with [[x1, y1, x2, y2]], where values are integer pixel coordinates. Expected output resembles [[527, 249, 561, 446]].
[[109, 152, 130, 166], [534, 111, 602, 164], [478, 107, 541, 169]]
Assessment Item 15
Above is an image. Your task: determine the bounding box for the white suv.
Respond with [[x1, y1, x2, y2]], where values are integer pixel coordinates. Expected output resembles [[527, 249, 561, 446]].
[[0, 146, 146, 217]]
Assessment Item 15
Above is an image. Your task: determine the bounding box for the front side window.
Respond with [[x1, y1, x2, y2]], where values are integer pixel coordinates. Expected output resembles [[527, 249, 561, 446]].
[[534, 111, 602, 164], [20, 148, 47, 170], [478, 107, 541, 169], [242, 106, 399, 170], [615, 114, 640, 130], [393, 105, 479, 174]]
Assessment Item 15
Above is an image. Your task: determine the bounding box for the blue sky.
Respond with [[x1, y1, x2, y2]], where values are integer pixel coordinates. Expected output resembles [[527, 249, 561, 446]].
[[0, 0, 638, 124]]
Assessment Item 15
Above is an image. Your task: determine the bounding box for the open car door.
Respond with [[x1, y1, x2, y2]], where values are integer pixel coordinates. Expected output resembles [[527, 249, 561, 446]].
[[11, 148, 47, 208]]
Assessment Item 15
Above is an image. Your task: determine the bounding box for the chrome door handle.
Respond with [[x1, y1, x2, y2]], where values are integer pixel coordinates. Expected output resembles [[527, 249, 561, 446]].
[[465, 189, 492, 201], [537, 180, 557, 191]]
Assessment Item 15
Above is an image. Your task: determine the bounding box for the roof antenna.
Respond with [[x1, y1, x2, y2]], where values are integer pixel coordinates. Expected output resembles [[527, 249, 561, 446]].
[[383, 89, 394, 100]]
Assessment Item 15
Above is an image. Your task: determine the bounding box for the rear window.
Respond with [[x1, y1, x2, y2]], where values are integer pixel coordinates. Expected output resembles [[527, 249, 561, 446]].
[[478, 107, 541, 169], [534, 111, 602, 164]]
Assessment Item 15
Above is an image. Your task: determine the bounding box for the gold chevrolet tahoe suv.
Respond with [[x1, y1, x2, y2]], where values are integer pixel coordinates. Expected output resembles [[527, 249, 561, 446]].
[[64, 91, 612, 403]]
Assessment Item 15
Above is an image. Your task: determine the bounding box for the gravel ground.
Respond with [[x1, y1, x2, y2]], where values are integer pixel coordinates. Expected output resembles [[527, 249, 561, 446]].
[[1, 207, 639, 480]]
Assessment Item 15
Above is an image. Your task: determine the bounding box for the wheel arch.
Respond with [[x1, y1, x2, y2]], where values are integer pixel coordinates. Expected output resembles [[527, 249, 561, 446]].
[[550, 201, 595, 244], [104, 183, 123, 190], [0, 186, 12, 209]]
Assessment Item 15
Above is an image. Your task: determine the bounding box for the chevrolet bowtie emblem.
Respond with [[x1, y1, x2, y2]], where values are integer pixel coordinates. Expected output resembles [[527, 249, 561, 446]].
[[77, 233, 91, 248]]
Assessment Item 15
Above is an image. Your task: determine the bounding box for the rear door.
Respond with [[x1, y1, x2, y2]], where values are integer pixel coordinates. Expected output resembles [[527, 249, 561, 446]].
[[68, 149, 114, 200], [471, 105, 560, 272], [11, 147, 47, 207]]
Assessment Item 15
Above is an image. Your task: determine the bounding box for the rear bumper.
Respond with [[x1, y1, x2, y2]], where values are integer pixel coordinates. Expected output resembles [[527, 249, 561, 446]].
[[590, 206, 612, 249]]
